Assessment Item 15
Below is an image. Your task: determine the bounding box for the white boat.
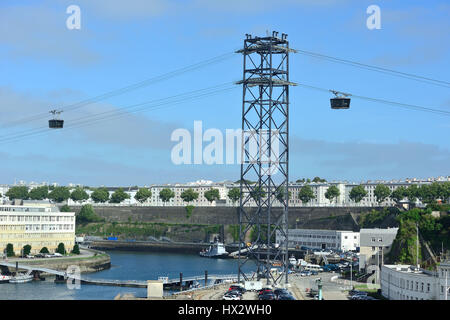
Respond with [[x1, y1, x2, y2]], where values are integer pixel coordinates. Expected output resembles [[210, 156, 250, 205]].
[[199, 241, 229, 258], [289, 255, 297, 266], [0, 275, 11, 283], [9, 273, 33, 284]]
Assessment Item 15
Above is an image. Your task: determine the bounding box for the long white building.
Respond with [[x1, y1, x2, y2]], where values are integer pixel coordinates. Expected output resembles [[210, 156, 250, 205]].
[[380, 260, 450, 300], [1, 176, 449, 207], [275, 228, 360, 252]]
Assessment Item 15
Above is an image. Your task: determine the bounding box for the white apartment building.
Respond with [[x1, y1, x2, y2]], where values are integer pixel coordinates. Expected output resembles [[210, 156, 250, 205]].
[[3, 176, 449, 208], [275, 228, 360, 252], [0, 200, 76, 255], [380, 261, 450, 300]]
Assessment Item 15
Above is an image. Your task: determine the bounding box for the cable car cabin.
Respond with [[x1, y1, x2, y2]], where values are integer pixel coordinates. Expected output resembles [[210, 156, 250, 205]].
[[49, 119, 64, 129], [330, 97, 350, 109]]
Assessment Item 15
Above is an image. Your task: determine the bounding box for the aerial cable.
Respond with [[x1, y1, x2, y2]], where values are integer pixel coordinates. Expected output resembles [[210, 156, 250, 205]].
[[2, 51, 236, 128], [0, 83, 237, 145], [296, 82, 450, 116], [297, 49, 450, 89]]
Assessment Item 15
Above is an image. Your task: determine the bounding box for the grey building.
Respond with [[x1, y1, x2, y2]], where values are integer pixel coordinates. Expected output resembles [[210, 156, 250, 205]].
[[359, 228, 399, 272]]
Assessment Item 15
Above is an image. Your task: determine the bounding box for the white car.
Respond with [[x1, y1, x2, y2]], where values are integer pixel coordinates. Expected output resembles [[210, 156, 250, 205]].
[[53, 253, 63, 257], [222, 293, 241, 300]]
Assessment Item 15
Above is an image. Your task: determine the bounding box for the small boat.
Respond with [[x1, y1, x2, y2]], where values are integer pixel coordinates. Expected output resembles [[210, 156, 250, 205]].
[[289, 254, 297, 267], [0, 275, 11, 283], [199, 240, 229, 258], [9, 273, 33, 284]]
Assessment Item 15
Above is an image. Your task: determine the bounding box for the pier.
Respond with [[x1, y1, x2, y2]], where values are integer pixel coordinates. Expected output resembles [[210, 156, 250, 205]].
[[0, 261, 252, 289]]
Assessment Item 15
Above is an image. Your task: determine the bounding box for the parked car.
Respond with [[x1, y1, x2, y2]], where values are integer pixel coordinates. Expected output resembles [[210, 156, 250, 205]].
[[258, 292, 276, 300], [25, 255, 34, 259], [350, 293, 368, 300], [228, 290, 242, 297], [53, 253, 63, 257], [228, 285, 246, 293], [258, 288, 273, 296], [273, 288, 290, 298], [223, 293, 241, 300], [348, 290, 367, 297], [277, 294, 296, 300]]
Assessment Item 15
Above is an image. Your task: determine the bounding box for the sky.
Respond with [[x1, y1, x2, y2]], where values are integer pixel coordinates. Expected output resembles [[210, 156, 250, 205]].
[[0, 0, 449, 186]]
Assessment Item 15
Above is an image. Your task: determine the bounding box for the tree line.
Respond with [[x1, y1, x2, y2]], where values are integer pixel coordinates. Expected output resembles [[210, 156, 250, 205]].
[[4, 181, 449, 206]]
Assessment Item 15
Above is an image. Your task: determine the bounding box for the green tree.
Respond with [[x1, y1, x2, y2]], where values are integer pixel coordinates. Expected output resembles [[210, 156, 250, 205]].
[[90, 187, 110, 203], [48, 186, 71, 203], [60, 204, 71, 212], [28, 186, 49, 200], [134, 188, 152, 204], [406, 184, 420, 203], [5, 186, 29, 200], [40, 247, 49, 254], [110, 188, 130, 203], [70, 187, 89, 203], [374, 184, 391, 204], [71, 244, 80, 255], [250, 186, 266, 202], [77, 204, 102, 223], [227, 188, 241, 205], [56, 243, 66, 255], [325, 185, 340, 204], [391, 186, 407, 204], [22, 244, 31, 256], [204, 188, 220, 203], [312, 177, 327, 183], [275, 186, 291, 203], [6, 243, 15, 257], [159, 188, 175, 205], [298, 185, 316, 204], [349, 185, 368, 203], [180, 189, 199, 204]]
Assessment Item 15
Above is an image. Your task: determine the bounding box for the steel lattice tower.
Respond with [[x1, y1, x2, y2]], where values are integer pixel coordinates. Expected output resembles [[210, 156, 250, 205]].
[[237, 32, 296, 285]]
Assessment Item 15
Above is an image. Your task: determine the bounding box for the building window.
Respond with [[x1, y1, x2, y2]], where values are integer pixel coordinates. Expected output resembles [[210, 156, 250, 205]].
[[427, 283, 430, 292]]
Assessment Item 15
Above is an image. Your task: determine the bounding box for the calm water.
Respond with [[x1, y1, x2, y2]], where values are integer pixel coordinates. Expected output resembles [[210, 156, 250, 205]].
[[0, 251, 256, 300]]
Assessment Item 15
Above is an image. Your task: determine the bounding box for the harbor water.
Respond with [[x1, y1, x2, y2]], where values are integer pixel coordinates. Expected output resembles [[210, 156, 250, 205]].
[[0, 251, 256, 300]]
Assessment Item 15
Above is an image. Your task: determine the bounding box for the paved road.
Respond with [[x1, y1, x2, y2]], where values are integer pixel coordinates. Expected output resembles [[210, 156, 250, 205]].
[[289, 272, 349, 300]]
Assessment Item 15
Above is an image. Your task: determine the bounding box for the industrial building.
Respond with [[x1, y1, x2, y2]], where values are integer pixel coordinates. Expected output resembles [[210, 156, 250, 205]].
[[275, 228, 360, 252], [358, 227, 399, 272]]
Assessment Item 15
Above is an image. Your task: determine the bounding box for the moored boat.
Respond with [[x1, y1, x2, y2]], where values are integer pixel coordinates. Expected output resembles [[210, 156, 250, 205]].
[[0, 275, 11, 283], [9, 273, 33, 284], [199, 240, 229, 258]]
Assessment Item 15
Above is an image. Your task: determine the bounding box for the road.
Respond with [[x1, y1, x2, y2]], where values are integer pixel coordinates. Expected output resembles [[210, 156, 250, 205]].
[[190, 272, 349, 300]]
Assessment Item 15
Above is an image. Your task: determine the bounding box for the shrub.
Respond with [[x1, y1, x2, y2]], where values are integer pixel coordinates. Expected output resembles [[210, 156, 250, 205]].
[[56, 243, 66, 255], [40, 247, 50, 254], [185, 205, 195, 218], [71, 244, 80, 255], [22, 244, 32, 256], [6, 243, 15, 257]]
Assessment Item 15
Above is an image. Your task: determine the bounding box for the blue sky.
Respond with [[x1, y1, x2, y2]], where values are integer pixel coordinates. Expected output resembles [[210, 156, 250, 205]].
[[0, 0, 449, 186]]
